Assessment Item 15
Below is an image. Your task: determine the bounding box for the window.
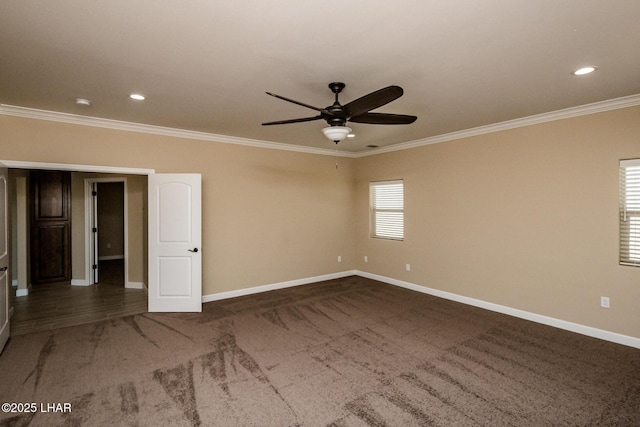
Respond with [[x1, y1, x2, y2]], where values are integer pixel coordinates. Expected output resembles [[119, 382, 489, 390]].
[[620, 159, 640, 266], [370, 180, 404, 240]]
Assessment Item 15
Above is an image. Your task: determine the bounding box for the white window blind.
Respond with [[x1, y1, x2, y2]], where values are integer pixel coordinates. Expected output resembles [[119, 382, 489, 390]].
[[370, 180, 404, 240], [620, 159, 640, 266]]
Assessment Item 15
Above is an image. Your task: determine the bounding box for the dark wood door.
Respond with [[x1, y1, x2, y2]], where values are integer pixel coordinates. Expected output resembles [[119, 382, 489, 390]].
[[30, 170, 71, 284]]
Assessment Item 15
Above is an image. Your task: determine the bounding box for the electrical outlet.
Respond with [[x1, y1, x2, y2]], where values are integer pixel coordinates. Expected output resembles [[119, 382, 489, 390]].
[[405, 263, 411, 271], [364, 256, 368, 263], [600, 296, 610, 308], [337, 256, 342, 263]]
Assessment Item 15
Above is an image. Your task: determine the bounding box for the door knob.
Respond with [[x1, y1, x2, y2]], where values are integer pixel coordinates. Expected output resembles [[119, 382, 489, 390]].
[[188, 248, 199, 253]]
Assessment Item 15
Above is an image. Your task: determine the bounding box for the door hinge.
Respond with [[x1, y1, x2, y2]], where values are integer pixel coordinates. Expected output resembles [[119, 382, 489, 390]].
[[92, 264, 98, 270], [92, 227, 97, 233], [92, 190, 97, 196]]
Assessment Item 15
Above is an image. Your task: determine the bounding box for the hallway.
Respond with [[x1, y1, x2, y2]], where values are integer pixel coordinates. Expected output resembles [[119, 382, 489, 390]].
[[10, 260, 147, 336]]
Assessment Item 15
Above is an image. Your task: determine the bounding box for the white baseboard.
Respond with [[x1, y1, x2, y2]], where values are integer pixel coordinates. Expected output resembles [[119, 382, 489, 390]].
[[357, 271, 640, 350], [98, 255, 124, 261], [126, 281, 145, 290], [202, 270, 357, 303], [202, 269, 639, 349], [72, 279, 144, 289], [15, 288, 29, 297]]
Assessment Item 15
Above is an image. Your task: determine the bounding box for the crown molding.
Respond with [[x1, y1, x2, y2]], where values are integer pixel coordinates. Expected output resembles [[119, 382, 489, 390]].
[[3, 93, 639, 159], [0, 104, 352, 158], [0, 160, 154, 175], [354, 93, 640, 157]]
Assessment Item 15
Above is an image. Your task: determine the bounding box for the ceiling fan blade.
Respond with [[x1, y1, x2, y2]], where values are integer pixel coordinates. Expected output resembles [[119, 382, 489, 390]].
[[344, 86, 404, 117], [266, 92, 330, 114], [349, 112, 417, 124], [262, 116, 323, 126]]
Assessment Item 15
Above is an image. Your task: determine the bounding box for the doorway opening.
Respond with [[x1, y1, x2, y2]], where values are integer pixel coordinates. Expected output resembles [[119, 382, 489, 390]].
[[85, 178, 129, 288], [5, 162, 153, 335]]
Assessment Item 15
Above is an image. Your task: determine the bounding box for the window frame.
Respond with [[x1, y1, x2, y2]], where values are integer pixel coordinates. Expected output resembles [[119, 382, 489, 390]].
[[370, 179, 404, 241], [619, 159, 640, 267]]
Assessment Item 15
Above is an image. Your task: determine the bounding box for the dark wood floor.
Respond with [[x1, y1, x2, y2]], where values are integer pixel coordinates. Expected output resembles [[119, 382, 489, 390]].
[[10, 260, 147, 336]]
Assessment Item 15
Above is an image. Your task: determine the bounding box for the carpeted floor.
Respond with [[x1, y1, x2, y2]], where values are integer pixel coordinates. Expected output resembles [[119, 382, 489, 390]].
[[0, 276, 639, 426]]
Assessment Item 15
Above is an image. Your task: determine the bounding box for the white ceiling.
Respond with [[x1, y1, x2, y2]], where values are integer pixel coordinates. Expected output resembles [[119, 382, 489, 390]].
[[1, 1, 639, 153]]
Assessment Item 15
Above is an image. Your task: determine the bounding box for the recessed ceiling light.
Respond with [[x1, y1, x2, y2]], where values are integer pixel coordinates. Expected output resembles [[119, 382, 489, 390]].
[[573, 66, 597, 76], [129, 93, 145, 100], [366, 144, 379, 148], [75, 98, 91, 106]]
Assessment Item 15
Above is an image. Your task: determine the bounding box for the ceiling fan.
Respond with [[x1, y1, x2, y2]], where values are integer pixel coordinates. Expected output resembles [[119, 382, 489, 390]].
[[262, 82, 417, 143]]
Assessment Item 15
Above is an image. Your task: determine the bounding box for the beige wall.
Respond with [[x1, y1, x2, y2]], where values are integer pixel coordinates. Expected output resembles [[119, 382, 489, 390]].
[[127, 175, 147, 286], [355, 106, 640, 338], [1, 105, 638, 339], [8, 170, 29, 289], [1, 115, 356, 295]]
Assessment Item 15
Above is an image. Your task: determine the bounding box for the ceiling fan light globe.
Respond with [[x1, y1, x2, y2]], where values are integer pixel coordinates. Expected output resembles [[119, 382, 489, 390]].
[[322, 126, 352, 142]]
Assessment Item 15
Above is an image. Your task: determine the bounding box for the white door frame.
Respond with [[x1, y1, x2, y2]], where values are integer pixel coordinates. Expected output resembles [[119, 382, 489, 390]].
[[83, 177, 129, 287], [0, 162, 9, 353]]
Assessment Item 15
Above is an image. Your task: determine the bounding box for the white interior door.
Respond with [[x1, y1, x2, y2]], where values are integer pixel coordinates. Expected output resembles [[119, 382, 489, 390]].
[[148, 174, 202, 312], [0, 164, 10, 353]]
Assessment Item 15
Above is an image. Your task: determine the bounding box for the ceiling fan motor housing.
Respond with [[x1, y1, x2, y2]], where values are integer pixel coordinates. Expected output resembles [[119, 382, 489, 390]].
[[323, 106, 348, 126]]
